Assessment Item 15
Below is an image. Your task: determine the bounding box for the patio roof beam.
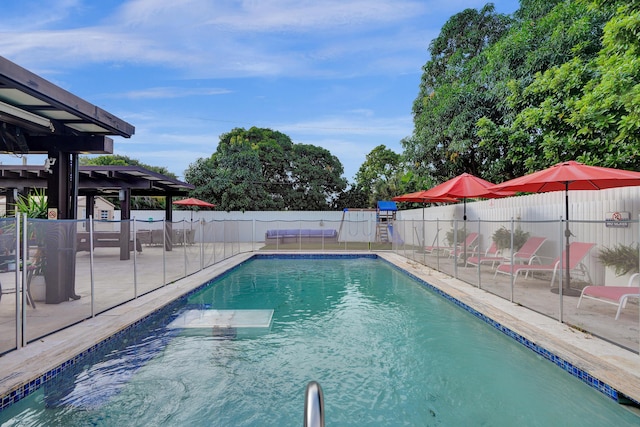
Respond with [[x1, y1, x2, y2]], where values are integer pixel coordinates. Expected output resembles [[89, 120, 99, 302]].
[[16, 135, 114, 154], [0, 56, 134, 138]]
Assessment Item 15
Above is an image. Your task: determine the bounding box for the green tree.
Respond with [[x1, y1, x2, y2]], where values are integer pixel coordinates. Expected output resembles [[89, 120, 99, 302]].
[[288, 144, 346, 210], [184, 127, 347, 211], [192, 131, 270, 211], [403, 4, 512, 184], [568, 1, 640, 169], [354, 145, 402, 207], [335, 184, 369, 210], [477, 0, 614, 175]]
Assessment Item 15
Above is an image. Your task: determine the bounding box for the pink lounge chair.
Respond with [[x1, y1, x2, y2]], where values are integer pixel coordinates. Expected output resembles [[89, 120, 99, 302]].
[[467, 236, 547, 268], [465, 241, 501, 268], [494, 242, 595, 286], [446, 232, 479, 259], [577, 274, 640, 320], [424, 229, 446, 254], [508, 236, 547, 265], [425, 232, 478, 255]]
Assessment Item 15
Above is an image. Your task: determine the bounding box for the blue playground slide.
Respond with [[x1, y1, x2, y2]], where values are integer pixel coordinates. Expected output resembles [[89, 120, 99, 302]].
[[387, 224, 404, 244]]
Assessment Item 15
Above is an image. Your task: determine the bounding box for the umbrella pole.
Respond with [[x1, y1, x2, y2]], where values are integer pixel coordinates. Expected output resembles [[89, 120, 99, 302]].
[[463, 199, 467, 262], [552, 185, 581, 296], [565, 188, 570, 292]]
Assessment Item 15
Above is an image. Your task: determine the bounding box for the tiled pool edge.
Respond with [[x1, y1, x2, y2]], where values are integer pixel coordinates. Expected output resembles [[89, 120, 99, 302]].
[[1, 252, 638, 412]]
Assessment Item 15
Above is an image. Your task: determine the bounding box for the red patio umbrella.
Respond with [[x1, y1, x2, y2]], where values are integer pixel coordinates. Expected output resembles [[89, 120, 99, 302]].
[[488, 161, 640, 295], [172, 197, 216, 208], [420, 173, 514, 220], [392, 191, 459, 204], [417, 173, 514, 261], [173, 197, 216, 224], [392, 191, 458, 250]]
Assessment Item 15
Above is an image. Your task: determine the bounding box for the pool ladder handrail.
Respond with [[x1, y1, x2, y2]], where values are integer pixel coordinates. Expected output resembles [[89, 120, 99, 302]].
[[304, 381, 325, 427]]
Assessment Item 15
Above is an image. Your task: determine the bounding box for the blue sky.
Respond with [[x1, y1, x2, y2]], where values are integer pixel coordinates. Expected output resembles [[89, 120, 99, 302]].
[[0, 0, 520, 182]]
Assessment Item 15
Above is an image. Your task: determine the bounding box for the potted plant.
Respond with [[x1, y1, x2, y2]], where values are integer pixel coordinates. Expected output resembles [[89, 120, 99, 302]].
[[14, 189, 48, 300], [492, 227, 530, 252], [598, 243, 639, 286], [445, 228, 467, 246]]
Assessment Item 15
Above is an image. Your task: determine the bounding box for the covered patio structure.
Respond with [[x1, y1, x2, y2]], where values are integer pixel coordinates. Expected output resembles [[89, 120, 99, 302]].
[[0, 56, 192, 303]]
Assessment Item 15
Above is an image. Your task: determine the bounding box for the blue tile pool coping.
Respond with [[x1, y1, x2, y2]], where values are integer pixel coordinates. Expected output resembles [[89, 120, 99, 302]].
[[1, 253, 638, 412]]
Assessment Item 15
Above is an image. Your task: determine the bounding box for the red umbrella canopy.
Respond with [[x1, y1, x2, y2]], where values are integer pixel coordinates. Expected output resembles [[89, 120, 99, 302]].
[[487, 161, 640, 193], [172, 197, 216, 208], [489, 161, 640, 295], [392, 191, 458, 204], [421, 173, 514, 199], [418, 173, 514, 221]]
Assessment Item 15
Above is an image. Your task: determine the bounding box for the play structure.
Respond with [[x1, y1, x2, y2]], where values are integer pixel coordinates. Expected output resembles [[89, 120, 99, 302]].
[[338, 201, 400, 243]]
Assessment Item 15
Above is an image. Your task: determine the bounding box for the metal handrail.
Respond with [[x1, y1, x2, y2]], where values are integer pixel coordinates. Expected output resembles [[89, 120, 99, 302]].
[[304, 381, 325, 427]]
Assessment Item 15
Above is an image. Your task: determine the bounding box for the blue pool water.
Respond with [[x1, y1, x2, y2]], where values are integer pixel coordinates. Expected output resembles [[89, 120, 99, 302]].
[[1, 256, 638, 426]]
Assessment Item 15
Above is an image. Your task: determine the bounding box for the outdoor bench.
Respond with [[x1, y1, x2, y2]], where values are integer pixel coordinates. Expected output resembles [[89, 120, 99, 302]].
[[265, 229, 338, 244], [76, 232, 142, 253]]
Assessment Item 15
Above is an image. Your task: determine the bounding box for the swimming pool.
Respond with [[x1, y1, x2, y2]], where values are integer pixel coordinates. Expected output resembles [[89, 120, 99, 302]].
[[1, 255, 638, 425]]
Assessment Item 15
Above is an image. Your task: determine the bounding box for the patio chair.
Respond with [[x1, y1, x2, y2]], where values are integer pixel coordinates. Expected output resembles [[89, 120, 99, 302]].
[[508, 236, 547, 265], [494, 242, 595, 286], [445, 232, 480, 259], [467, 236, 547, 268], [465, 241, 502, 268], [0, 266, 36, 309], [424, 228, 449, 254], [577, 273, 640, 320]]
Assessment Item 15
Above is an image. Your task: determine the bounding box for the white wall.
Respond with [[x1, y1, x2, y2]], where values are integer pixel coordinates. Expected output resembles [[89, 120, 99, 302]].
[[128, 209, 380, 242]]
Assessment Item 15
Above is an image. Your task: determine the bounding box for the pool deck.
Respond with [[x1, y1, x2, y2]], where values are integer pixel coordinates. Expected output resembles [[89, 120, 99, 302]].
[[1, 250, 639, 409]]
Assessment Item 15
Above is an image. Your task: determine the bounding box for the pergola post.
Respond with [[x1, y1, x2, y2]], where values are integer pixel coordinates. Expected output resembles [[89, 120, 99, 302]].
[[44, 149, 78, 303]]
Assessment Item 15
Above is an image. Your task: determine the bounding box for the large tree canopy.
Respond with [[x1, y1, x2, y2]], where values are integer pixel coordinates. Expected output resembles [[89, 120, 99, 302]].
[[402, 4, 513, 184], [402, 0, 637, 191], [184, 127, 347, 211], [478, 0, 618, 175]]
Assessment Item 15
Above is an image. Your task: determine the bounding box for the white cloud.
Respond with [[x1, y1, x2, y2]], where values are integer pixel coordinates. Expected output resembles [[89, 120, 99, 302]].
[[113, 87, 232, 100], [278, 113, 412, 138], [1, 0, 435, 78], [117, 0, 426, 32]]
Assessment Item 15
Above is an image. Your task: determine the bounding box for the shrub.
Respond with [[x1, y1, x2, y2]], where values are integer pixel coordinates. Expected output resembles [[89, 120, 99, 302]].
[[598, 243, 639, 276], [445, 228, 467, 246], [492, 227, 530, 251]]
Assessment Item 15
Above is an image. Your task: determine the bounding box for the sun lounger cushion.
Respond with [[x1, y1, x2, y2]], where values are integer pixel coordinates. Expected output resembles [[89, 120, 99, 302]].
[[577, 277, 640, 320]]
